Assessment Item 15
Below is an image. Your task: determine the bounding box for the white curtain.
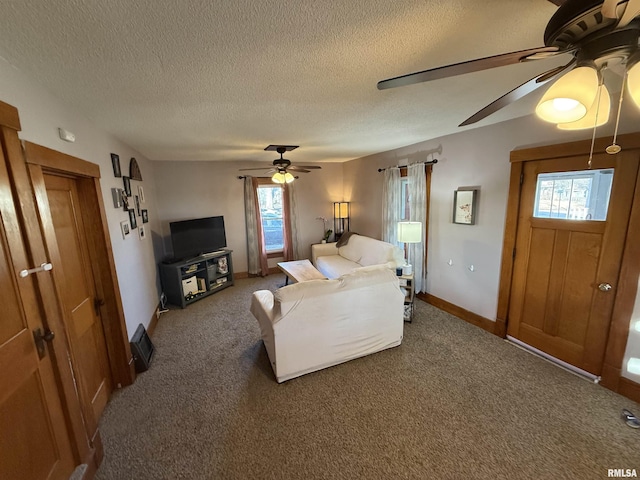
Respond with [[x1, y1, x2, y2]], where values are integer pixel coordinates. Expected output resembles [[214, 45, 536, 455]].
[[244, 176, 261, 275], [408, 163, 427, 293], [382, 167, 401, 244]]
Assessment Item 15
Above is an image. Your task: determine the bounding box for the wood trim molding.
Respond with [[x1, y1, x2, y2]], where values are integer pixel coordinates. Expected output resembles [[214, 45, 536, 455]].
[[23, 141, 101, 178], [601, 149, 640, 388], [496, 161, 523, 333], [0, 100, 20, 130], [418, 293, 499, 336], [511, 132, 640, 163], [618, 377, 640, 404], [147, 306, 160, 338]]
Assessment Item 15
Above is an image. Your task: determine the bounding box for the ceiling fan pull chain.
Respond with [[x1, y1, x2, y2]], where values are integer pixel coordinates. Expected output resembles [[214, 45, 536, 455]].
[[606, 72, 627, 155], [587, 71, 607, 169]]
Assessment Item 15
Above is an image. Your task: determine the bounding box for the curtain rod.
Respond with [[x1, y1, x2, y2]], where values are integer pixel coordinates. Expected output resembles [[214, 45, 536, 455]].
[[377, 158, 438, 173]]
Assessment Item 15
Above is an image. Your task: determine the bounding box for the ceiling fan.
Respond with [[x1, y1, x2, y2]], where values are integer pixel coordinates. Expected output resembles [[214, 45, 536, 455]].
[[239, 145, 321, 183], [377, 0, 640, 129]]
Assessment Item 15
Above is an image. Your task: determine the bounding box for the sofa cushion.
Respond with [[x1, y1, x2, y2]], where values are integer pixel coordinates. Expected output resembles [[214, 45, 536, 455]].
[[315, 255, 360, 279], [340, 234, 399, 267]]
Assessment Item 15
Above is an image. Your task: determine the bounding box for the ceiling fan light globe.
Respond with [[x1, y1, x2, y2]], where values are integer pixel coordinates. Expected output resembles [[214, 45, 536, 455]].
[[628, 62, 640, 109], [535, 66, 599, 124], [271, 172, 286, 184], [558, 85, 611, 130], [284, 172, 295, 183]]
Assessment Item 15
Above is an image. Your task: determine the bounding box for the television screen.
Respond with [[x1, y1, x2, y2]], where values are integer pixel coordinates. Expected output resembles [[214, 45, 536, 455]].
[[170, 216, 226, 260]]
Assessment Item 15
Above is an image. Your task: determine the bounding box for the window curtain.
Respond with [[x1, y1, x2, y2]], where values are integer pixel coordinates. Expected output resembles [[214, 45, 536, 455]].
[[244, 176, 268, 276], [408, 163, 427, 293], [382, 167, 401, 244], [282, 183, 299, 261]]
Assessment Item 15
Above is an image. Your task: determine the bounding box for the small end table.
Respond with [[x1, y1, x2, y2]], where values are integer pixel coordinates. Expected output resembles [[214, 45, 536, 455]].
[[399, 273, 415, 322]]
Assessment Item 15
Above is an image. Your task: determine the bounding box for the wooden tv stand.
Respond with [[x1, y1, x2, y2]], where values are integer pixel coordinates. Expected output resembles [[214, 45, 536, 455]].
[[159, 249, 234, 308]]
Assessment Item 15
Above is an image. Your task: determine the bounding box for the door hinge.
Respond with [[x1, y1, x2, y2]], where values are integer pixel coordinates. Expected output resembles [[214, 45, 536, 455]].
[[512, 248, 516, 259], [520, 172, 524, 185]]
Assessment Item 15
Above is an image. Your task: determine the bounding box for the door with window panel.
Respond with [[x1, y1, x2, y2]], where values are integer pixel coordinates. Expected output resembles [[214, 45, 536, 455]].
[[507, 152, 638, 375]]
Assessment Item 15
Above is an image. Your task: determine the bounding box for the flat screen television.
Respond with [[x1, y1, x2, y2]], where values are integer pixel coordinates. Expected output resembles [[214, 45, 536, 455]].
[[170, 216, 227, 260]]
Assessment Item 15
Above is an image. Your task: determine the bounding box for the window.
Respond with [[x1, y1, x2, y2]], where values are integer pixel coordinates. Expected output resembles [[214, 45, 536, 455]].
[[533, 169, 613, 221], [257, 184, 284, 251]]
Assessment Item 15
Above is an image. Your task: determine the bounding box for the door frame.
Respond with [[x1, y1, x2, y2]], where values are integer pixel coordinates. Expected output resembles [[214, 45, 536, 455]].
[[23, 141, 135, 393], [497, 132, 640, 399]]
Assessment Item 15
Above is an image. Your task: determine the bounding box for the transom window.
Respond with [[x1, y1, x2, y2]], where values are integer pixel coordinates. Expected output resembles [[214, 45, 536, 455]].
[[533, 169, 613, 221], [257, 185, 284, 252]]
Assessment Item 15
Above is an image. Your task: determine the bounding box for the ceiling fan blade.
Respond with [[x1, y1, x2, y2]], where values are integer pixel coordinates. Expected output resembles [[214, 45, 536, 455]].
[[616, 0, 640, 27], [290, 165, 321, 170], [287, 166, 311, 173], [458, 58, 576, 127], [377, 46, 560, 90], [238, 166, 272, 171], [601, 0, 620, 18]]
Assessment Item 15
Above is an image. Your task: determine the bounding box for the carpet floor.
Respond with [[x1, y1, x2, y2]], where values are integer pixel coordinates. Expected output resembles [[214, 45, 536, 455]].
[[96, 275, 640, 480]]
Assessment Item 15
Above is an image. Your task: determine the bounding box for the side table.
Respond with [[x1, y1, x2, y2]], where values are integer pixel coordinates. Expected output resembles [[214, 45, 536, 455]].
[[399, 273, 415, 323]]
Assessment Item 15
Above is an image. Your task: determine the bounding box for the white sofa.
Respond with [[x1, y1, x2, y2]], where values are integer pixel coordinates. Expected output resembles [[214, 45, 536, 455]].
[[250, 266, 404, 383], [311, 234, 405, 279]]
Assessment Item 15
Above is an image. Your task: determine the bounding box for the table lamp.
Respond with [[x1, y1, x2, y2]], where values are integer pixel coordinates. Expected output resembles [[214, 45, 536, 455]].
[[397, 221, 422, 275]]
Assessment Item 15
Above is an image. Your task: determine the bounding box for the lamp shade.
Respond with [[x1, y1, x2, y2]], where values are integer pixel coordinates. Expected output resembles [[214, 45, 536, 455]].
[[397, 221, 422, 243], [628, 61, 640, 109], [558, 84, 610, 130], [536, 66, 599, 124], [334, 202, 349, 219]]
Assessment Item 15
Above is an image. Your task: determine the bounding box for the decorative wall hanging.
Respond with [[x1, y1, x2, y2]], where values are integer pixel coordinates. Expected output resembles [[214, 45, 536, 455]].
[[111, 153, 121, 177], [142, 209, 149, 223], [138, 185, 145, 203], [453, 189, 478, 225], [135, 195, 141, 216], [123, 176, 131, 196], [129, 209, 137, 229], [120, 220, 130, 239], [139, 225, 146, 240], [129, 157, 143, 181], [111, 188, 123, 208]]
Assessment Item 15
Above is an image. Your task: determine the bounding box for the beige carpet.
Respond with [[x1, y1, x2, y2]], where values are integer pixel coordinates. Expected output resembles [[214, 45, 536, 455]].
[[96, 275, 639, 480]]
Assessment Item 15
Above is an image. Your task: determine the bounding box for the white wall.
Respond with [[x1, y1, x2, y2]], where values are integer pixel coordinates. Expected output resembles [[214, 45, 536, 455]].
[[152, 160, 344, 272], [344, 110, 640, 382], [0, 57, 161, 338]]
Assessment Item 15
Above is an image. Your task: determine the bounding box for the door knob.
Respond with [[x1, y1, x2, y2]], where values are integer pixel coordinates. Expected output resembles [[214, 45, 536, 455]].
[[598, 283, 613, 292], [33, 328, 55, 359]]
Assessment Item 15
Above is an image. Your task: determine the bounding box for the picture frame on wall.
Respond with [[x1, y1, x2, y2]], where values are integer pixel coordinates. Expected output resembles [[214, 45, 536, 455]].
[[121, 191, 130, 211], [111, 153, 121, 177], [142, 209, 149, 223], [135, 195, 141, 216], [120, 220, 130, 239], [129, 209, 137, 229], [453, 188, 478, 225], [123, 176, 131, 196], [111, 188, 123, 208], [138, 185, 145, 203], [139, 225, 146, 240]]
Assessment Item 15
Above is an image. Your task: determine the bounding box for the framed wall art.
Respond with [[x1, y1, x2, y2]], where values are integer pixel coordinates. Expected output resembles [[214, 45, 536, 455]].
[[453, 188, 478, 225], [123, 176, 131, 196], [111, 188, 123, 208], [111, 153, 121, 177], [139, 225, 146, 240], [129, 209, 137, 229], [120, 220, 130, 239], [142, 209, 149, 223]]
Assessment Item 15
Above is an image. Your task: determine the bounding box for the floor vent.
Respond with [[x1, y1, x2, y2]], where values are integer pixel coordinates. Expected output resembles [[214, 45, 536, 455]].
[[130, 323, 154, 373]]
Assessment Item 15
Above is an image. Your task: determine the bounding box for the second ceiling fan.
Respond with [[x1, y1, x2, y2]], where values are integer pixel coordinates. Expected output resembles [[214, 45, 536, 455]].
[[239, 145, 321, 183]]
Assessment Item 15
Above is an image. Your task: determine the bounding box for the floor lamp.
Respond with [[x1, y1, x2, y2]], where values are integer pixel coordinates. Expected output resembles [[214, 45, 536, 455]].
[[397, 221, 422, 275]]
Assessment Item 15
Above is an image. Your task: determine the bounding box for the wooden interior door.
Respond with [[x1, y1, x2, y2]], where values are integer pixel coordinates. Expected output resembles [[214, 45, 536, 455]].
[[0, 143, 75, 479], [507, 151, 639, 375], [43, 173, 113, 436]]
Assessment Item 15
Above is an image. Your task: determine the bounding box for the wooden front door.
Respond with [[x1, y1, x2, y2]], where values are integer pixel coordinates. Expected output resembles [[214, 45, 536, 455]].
[[43, 173, 113, 436], [0, 144, 75, 478], [507, 151, 638, 375]]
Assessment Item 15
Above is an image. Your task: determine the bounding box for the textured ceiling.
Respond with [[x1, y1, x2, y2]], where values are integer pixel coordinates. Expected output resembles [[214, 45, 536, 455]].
[[0, 0, 566, 163]]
